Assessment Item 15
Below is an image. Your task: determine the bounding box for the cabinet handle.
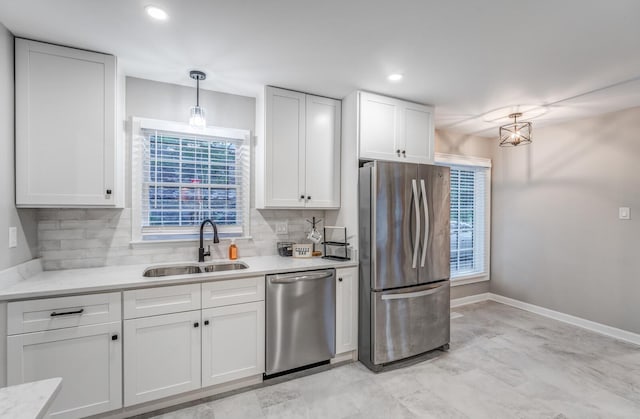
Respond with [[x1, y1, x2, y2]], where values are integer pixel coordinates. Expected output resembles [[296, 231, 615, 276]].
[[50, 308, 84, 317], [396, 149, 401, 155], [300, 195, 305, 200], [307, 196, 311, 200], [106, 189, 112, 195], [204, 320, 210, 326], [338, 277, 343, 282], [111, 334, 118, 341], [402, 150, 406, 156], [194, 322, 199, 328]]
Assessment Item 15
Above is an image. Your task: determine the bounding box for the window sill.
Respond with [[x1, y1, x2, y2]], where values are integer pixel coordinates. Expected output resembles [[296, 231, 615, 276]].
[[450, 274, 490, 287], [130, 236, 253, 248]]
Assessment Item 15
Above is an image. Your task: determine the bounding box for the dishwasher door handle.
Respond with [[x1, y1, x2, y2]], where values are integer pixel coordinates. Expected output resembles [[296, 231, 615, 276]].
[[269, 271, 333, 284]]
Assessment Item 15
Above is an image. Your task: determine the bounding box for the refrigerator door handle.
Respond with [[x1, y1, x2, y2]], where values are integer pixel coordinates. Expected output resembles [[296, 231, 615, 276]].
[[411, 179, 420, 269], [420, 179, 429, 268], [381, 286, 442, 300]]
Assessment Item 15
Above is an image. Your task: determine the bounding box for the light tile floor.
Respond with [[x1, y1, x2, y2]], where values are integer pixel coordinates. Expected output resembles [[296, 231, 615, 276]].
[[147, 301, 640, 418]]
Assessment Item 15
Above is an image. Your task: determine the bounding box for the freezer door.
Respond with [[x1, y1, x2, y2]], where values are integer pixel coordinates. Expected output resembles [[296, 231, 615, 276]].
[[418, 165, 450, 284], [371, 161, 419, 290], [372, 280, 450, 365]]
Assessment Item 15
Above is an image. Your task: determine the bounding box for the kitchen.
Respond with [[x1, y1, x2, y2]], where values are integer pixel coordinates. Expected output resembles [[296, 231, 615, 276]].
[[0, 1, 639, 418]]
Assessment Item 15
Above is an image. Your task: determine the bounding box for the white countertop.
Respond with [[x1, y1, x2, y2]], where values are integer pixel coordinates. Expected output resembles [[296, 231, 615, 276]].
[[0, 256, 358, 301], [0, 378, 62, 419]]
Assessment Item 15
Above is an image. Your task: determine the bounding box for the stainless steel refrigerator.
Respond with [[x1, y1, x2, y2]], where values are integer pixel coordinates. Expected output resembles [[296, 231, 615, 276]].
[[359, 161, 451, 372]]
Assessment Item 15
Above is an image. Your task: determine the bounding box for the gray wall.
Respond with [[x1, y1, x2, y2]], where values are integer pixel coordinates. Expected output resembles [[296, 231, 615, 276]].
[[126, 77, 256, 132], [435, 129, 494, 300], [0, 23, 37, 271], [37, 77, 324, 269], [490, 106, 640, 334]]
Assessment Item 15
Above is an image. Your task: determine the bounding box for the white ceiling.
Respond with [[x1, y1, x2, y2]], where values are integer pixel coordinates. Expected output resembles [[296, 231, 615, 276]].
[[1, 0, 640, 137]]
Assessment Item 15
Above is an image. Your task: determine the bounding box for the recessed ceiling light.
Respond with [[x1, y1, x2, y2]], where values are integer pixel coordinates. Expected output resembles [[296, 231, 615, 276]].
[[388, 73, 403, 82], [145, 5, 168, 21]]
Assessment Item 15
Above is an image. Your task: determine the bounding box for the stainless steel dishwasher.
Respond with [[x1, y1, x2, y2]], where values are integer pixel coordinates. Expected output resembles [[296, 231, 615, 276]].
[[265, 269, 336, 376]]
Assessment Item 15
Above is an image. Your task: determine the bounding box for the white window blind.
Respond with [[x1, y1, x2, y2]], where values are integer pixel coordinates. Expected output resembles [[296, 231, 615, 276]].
[[449, 164, 489, 279], [139, 126, 249, 240]]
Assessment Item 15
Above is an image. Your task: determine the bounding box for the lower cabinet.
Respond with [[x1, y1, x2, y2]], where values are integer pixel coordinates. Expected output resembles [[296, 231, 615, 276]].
[[336, 267, 359, 354], [123, 282, 266, 406], [202, 301, 266, 386], [7, 322, 122, 419], [123, 311, 202, 406]]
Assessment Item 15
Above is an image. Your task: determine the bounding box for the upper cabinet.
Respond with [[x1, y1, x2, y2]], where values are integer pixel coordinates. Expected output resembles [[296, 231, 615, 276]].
[[256, 86, 341, 209], [15, 38, 124, 208], [358, 91, 434, 164]]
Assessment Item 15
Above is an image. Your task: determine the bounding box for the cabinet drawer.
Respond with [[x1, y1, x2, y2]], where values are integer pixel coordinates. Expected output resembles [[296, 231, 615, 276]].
[[202, 277, 265, 308], [123, 284, 201, 319], [7, 292, 121, 335]]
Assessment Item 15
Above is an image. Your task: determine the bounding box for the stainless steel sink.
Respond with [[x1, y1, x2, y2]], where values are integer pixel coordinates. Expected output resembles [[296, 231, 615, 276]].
[[143, 265, 203, 278], [143, 261, 249, 277], [202, 262, 249, 272]]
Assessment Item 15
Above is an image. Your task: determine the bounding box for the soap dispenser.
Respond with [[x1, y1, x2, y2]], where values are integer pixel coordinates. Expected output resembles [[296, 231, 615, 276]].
[[228, 239, 238, 260]]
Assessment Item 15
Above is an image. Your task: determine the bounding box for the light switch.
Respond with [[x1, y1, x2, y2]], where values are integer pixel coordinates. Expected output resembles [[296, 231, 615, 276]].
[[275, 222, 288, 234], [9, 227, 17, 248], [619, 207, 630, 220]]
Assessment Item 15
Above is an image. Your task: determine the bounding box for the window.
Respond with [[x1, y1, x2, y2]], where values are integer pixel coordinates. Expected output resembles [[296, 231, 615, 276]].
[[436, 153, 491, 282], [132, 118, 250, 242]]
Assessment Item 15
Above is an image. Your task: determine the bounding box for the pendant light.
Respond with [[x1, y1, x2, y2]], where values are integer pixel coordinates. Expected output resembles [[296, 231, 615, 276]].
[[499, 112, 532, 147], [189, 70, 206, 128]]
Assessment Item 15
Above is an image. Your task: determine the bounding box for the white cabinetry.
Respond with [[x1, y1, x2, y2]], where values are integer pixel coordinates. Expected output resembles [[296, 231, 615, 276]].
[[15, 38, 123, 207], [7, 294, 122, 419], [202, 278, 266, 386], [335, 267, 358, 354], [202, 301, 265, 386], [358, 91, 434, 164], [123, 279, 265, 406], [123, 311, 202, 406], [258, 86, 341, 209]]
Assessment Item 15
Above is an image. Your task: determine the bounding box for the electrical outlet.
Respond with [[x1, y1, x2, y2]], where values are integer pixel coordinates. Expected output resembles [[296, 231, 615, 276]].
[[275, 222, 288, 234], [619, 207, 631, 220], [9, 227, 17, 248]]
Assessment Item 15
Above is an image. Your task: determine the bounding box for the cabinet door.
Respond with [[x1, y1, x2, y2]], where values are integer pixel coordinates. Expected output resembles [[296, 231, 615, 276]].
[[7, 322, 122, 419], [202, 302, 265, 387], [265, 86, 306, 207], [123, 311, 201, 406], [15, 38, 117, 207], [358, 92, 400, 161], [403, 102, 434, 164], [336, 267, 359, 354], [305, 95, 341, 208]]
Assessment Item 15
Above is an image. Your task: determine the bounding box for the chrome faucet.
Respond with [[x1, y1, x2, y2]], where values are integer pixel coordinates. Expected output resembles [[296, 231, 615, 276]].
[[198, 219, 220, 262]]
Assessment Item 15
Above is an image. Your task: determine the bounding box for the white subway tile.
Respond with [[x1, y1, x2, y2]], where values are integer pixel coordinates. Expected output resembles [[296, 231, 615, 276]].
[[39, 229, 85, 240]]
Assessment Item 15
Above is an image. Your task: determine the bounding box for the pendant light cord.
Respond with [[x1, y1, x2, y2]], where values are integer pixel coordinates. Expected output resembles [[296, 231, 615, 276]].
[[196, 78, 200, 107]]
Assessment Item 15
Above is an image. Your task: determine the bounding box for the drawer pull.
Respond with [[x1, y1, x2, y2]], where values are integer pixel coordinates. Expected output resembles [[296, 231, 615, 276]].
[[204, 320, 210, 326], [194, 322, 199, 328], [112, 334, 118, 341], [50, 308, 84, 317]]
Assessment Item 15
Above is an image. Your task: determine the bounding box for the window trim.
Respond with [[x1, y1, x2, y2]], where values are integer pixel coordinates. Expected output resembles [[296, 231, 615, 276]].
[[130, 117, 251, 244], [434, 152, 491, 285]]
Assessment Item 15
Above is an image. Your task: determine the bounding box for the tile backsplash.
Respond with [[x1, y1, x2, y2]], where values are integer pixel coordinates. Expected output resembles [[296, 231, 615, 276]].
[[37, 208, 324, 270]]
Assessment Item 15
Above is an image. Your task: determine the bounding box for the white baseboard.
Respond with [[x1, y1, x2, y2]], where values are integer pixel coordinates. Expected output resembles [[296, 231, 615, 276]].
[[488, 293, 640, 347], [451, 292, 490, 308]]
